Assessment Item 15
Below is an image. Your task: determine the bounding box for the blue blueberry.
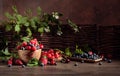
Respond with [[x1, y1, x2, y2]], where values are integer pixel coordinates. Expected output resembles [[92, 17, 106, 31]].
[[107, 59, 112, 63], [74, 63, 78, 66]]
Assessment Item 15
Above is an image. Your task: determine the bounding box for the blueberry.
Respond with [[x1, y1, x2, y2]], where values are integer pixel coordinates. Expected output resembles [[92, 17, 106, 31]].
[[98, 62, 102, 65], [40, 63, 44, 66], [74, 63, 78, 66], [61, 59, 66, 63], [107, 59, 112, 63], [76, 55, 79, 58], [8, 64, 12, 67], [54, 63, 57, 65], [81, 60, 84, 63], [103, 58, 107, 61], [72, 54, 76, 57], [21, 65, 25, 68]]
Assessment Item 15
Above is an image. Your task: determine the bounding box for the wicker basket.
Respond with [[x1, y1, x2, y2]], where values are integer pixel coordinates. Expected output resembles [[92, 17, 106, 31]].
[[18, 49, 41, 63]]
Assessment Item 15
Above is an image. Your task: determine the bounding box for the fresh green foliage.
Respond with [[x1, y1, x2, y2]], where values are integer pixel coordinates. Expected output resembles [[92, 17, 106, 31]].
[[83, 44, 92, 52], [75, 45, 84, 54], [3, 6, 79, 42], [64, 47, 72, 57], [67, 19, 79, 33], [27, 58, 39, 67]]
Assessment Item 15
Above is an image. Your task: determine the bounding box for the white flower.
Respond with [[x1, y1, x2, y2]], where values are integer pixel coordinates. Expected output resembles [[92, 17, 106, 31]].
[[52, 12, 59, 19]]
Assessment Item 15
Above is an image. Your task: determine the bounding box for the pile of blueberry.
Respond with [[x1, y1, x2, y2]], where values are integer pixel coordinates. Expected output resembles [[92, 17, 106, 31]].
[[72, 51, 101, 60]]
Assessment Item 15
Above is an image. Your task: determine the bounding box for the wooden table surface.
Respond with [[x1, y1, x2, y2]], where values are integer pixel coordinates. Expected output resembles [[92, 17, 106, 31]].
[[0, 60, 120, 76]]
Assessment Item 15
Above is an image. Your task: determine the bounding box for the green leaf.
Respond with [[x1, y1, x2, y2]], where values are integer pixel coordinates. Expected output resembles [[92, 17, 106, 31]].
[[67, 19, 79, 32], [15, 24, 20, 33], [21, 36, 31, 42], [5, 12, 14, 20], [2, 48, 11, 56], [16, 14, 22, 21], [65, 47, 72, 57], [5, 24, 12, 31], [37, 7, 42, 16], [24, 22, 29, 27], [27, 58, 39, 67], [38, 27, 44, 34], [12, 6, 18, 13], [30, 18, 37, 30], [44, 26, 50, 32], [26, 27, 32, 37]]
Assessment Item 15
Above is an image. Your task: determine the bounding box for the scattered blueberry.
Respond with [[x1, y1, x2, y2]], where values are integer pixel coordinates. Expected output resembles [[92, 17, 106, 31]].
[[103, 58, 107, 61], [21, 65, 25, 68], [40, 63, 44, 67], [98, 62, 102, 65], [74, 63, 78, 66], [8, 64, 12, 67], [54, 63, 57, 65], [81, 60, 84, 63], [107, 59, 112, 63]]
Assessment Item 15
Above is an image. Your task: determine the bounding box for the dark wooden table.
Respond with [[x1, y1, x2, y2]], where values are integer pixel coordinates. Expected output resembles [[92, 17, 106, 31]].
[[0, 60, 120, 76]]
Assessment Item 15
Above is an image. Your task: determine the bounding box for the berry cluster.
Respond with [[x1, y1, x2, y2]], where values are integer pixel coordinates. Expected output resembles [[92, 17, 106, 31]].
[[72, 51, 101, 60], [39, 49, 62, 66], [17, 38, 44, 51], [7, 58, 25, 68]]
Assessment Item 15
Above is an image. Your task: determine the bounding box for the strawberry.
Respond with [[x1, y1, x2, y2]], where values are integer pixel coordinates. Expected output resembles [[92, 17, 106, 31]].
[[15, 59, 23, 65], [88, 51, 93, 55], [7, 60, 12, 65], [40, 56, 48, 65]]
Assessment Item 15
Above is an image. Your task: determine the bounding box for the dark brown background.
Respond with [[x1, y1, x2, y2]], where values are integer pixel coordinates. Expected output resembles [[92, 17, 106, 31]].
[[0, 0, 120, 58], [0, 0, 120, 25]]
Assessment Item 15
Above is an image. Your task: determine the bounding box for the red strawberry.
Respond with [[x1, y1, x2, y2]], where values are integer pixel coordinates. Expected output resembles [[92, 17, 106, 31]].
[[8, 60, 12, 65], [40, 56, 48, 65], [15, 59, 23, 65], [88, 51, 93, 55]]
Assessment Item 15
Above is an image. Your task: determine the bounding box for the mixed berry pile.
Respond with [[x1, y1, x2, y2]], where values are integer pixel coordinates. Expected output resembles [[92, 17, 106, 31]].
[[17, 38, 44, 51]]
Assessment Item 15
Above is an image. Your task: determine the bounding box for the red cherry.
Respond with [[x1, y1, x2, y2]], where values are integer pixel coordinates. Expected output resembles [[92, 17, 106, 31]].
[[41, 51, 48, 56], [30, 40, 36, 45], [55, 53, 60, 58], [31, 46, 36, 51], [17, 45, 21, 50], [26, 46, 32, 50], [47, 53, 52, 58], [22, 42, 27, 47], [50, 60, 56, 65], [50, 56, 55, 59], [39, 44, 44, 49], [48, 49, 54, 53]]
